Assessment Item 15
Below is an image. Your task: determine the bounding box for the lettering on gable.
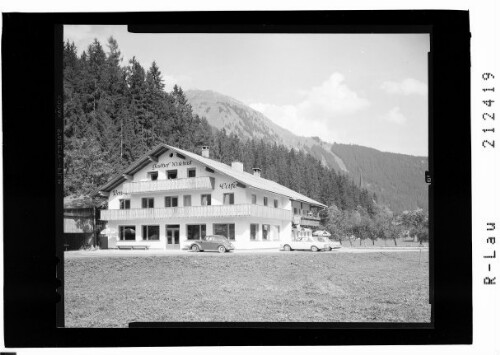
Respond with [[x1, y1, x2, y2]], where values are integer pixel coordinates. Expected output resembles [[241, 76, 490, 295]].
[[151, 160, 192, 170], [112, 189, 130, 197], [219, 181, 239, 190]]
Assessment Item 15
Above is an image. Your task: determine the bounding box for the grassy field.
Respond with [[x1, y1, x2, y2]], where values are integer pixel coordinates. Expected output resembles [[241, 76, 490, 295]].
[[65, 251, 430, 327]]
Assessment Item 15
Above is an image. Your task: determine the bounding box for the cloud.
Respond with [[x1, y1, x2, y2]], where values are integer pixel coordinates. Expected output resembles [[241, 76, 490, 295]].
[[299, 73, 370, 116], [163, 74, 193, 92], [383, 107, 407, 125], [250, 102, 331, 139], [250, 73, 369, 141], [380, 78, 427, 96]]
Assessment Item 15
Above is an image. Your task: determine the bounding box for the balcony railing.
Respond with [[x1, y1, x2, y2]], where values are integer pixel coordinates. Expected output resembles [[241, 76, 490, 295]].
[[101, 204, 292, 221], [301, 213, 320, 221], [122, 176, 215, 194], [298, 218, 321, 227]]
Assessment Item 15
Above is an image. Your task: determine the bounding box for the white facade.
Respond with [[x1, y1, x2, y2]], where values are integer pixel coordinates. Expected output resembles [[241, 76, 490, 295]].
[[98, 145, 323, 250]]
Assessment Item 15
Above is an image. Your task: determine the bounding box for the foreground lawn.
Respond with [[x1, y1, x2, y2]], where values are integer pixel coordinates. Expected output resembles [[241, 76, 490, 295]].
[[65, 251, 430, 327]]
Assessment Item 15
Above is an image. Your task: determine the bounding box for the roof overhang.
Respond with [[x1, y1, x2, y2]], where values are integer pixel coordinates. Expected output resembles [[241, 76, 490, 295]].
[[92, 143, 328, 209]]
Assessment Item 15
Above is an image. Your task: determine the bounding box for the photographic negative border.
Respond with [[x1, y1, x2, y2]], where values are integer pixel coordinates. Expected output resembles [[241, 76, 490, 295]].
[[2, 10, 471, 347]]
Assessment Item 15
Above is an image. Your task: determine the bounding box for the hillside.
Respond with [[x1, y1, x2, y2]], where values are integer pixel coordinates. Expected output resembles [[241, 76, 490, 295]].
[[186, 89, 428, 212], [329, 144, 428, 212]]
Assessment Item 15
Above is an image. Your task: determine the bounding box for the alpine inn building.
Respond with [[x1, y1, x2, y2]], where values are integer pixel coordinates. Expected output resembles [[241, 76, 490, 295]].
[[94, 144, 326, 250]]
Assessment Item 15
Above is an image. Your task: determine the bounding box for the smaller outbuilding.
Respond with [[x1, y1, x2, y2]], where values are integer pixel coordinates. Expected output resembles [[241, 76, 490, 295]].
[[63, 195, 106, 250]]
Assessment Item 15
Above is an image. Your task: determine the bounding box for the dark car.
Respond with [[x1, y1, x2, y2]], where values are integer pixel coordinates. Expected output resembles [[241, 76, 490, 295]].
[[182, 235, 234, 253]]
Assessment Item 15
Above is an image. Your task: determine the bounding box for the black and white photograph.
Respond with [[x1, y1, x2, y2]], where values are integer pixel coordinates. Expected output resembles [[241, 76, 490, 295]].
[[0, 3, 482, 351], [61, 25, 431, 327]]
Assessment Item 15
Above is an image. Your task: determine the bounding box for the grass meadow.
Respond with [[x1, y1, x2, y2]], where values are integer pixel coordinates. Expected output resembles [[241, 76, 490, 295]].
[[65, 251, 430, 327]]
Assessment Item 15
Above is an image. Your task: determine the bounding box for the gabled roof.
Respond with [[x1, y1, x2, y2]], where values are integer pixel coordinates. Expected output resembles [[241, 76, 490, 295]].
[[91, 144, 170, 197], [92, 143, 326, 208]]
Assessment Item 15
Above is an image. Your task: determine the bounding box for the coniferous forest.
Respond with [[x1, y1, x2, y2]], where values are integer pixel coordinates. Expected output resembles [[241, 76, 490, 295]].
[[63, 37, 376, 214]]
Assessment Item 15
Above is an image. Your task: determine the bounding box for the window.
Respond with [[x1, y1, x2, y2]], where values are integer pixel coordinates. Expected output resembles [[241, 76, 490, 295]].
[[188, 168, 196, 178], [119, 199, 130, 209], [183, 195, 192, 207], [223, 193, 234, 205], [119, 226, 136, 241], [262, 224, 270, 241], [274, 199, 278, 208], [187, 224, 206, 240], [293, 207, 298, 215], [214, 223, 235, 240], [201, 194, 211, 206], [148, 171, 158, 181], [250, 224, 259, 241], [167, 170, 178, 179], [142, 198, 154, 208], [251, 194, 257, 204], [263, 197, 268, 206], [165, 196, 178, 207], [142, 225, 160, 240]]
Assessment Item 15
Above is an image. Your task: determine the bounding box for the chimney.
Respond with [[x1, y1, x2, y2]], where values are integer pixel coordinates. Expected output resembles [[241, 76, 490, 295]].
[[231, 161, 244, 171], [253, 168, 261, 177], [201, 146, 210, 158]]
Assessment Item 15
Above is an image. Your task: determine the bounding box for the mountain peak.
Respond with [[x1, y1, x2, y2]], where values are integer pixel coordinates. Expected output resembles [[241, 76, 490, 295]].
[[185, 89, 247, 107]]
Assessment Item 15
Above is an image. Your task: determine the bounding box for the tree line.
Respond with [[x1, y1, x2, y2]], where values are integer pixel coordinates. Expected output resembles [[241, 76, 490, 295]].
[[323, 205, 429, 246]]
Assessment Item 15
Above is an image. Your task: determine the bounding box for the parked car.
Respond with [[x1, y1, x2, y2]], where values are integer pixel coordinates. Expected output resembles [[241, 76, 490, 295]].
[[182, 235, 234, 253], [313, 236, 341, 251], [280, 234, 330, 252]]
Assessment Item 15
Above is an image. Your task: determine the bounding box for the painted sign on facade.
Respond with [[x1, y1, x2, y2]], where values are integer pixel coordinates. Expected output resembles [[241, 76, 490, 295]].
[[151, 160, 193, 170]]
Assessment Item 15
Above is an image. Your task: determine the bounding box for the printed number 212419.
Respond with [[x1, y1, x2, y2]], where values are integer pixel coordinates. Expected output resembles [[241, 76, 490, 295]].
[[482, 73, 495, 148]]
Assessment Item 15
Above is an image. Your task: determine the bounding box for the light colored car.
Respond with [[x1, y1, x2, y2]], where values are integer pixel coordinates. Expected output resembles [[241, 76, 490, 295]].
[[281, 235, 330, 252], [313, 236, 341, 251]]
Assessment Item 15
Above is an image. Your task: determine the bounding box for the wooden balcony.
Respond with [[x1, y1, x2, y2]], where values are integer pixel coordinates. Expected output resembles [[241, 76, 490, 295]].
[[299, 218, 321, 227], [101, 204, 292, 221], [301, 213, 321, 221], [122, 176, 215, 194]]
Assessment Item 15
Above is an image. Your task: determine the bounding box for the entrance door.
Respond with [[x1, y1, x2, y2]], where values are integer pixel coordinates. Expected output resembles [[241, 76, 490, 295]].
[[166, 225, 180, 249]]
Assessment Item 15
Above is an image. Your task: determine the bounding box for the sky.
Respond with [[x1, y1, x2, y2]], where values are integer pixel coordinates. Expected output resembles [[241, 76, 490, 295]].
[[64, 25, 429, 156]]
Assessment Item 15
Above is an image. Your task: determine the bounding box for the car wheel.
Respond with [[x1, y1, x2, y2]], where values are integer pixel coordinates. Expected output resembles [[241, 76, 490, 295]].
[[284, 245, 292, 251], [191, 244, 200, 252], [218, 245, 226, 253], [311, 246, 319, 252]]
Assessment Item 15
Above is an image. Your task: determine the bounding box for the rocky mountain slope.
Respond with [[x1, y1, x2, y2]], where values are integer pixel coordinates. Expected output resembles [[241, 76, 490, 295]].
[[186, 89, 428, 212]]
